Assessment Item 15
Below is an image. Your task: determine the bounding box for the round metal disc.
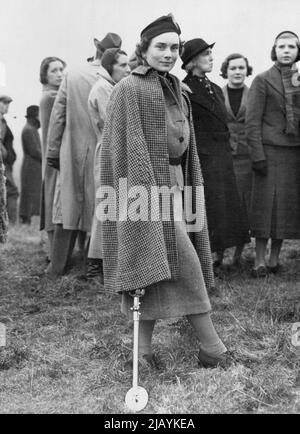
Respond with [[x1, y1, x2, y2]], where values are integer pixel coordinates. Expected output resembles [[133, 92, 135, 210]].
[[125, 387, 149, 412]]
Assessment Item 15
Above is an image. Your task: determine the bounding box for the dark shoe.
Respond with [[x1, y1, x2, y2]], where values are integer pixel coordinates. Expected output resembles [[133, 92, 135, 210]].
[[86, 259, 104, 282], [20, 216, 31, 225], [198, 348, 236, 369], [267, 264, 281, 274], [251, 265, 268, 278]]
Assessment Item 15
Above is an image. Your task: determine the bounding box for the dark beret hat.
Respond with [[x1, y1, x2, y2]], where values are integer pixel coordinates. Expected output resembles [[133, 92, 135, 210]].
[[181, 38, 215, 69], [26, 105, 39, 118], [141, 13, 181, 40], [99, 33, 122, 51]]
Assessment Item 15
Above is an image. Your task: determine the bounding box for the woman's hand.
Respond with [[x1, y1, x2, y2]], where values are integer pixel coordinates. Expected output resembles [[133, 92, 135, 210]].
[[47, 157, 60, 170], [252, 160, 267, 176], [0, 143, 7, 162]]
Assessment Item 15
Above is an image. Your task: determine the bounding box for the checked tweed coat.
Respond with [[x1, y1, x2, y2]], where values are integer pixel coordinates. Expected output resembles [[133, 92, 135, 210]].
[[99, 66, 214, 293]]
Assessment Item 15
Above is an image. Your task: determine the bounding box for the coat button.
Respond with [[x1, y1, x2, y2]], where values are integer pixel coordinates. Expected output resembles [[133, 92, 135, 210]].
[[179, 137, 184, 143]]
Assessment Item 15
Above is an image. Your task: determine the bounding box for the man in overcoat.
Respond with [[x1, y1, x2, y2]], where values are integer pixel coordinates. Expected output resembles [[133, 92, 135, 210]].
[[0, 95, 19, 224], [46, 33, 122, 277]]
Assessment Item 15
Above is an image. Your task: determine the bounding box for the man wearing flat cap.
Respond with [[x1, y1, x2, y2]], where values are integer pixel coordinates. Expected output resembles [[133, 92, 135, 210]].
[[46, 32, 122, 278], [0, 94, 19, 224]]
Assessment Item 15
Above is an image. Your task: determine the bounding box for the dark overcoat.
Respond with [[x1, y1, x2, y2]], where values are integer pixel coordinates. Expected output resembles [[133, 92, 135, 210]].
[[99, 66, 214, 293], [183, 73, 249, 252], [19, 121, 42, 218]]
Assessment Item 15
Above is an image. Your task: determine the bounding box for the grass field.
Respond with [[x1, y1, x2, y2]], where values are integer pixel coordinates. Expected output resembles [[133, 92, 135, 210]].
[[0, 219, 300, 414]]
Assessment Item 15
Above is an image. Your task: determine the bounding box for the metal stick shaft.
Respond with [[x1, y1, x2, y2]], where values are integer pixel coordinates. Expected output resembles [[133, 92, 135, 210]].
[[132, 296, 140, 389]]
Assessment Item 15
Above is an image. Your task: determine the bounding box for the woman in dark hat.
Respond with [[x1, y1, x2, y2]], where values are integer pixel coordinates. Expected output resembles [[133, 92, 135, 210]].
[[39, 57, 66, 259], [19, 106, 42, 224], [246, 31, 300, 276], [98, 14, 234, 369], [182, 40, 250, 268], [221, 54, 253, 266]]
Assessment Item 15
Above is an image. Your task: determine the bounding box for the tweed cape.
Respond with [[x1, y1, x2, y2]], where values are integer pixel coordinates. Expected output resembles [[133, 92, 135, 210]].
[[99, 66, 214, 293]]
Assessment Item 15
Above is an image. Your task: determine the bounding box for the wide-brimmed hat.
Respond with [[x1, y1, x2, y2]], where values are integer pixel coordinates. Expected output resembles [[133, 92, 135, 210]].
[[181, 38, 215, 69], [98, 33, 122, 51], [0, 94, 12, 103]]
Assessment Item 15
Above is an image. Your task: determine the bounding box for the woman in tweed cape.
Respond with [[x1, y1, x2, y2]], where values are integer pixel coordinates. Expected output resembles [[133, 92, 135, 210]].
[[98, 15, 232, 369]]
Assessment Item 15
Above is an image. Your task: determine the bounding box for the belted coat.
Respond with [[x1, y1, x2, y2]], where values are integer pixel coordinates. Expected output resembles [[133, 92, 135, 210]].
[[46, 61, 103, 232], [99, 66, 214, 293]]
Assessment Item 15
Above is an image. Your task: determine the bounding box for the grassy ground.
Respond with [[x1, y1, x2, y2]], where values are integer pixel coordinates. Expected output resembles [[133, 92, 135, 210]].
[[0, 219, 300, 414]]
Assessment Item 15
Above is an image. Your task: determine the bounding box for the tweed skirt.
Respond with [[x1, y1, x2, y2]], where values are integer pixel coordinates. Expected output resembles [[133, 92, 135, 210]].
[[250, 145, 300, 239], [232, 155, 252, 230], [121, 165, 212, 321]]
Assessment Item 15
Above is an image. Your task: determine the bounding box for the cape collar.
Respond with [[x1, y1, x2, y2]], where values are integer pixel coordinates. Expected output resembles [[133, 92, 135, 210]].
[[132, 66, 192, 93]]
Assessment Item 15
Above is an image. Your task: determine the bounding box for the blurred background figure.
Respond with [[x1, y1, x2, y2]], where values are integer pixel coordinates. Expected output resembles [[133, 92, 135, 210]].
[[0, 95, 19, 225], [246, 31, 300, 277], [221, 53, 253, 266], [0, 125, 8, 244], [46, 32, 122, 278], [86, 47, 130, 280], [182, 39, 250, 270], [39, 56, 66, 262], [19, 105, 42, 225]]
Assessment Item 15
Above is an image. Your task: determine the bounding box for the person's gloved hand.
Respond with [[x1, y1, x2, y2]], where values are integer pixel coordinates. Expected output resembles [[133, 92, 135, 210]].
[[47, 157, 60, 170], [252, 160, 267, 176]]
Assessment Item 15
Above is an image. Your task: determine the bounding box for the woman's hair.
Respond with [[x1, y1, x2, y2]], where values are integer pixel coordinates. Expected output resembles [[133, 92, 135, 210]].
[[135, 35, 184, 66], [40, 57, 66, 85], [220, 53, 253, 79], [184, 57, 199, 73], [102, 49, 127, 76], [271, 32, 300, 62]]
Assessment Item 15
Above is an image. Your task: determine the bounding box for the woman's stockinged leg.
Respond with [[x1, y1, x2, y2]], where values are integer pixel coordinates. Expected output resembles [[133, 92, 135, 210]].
[[187, 313, 227, 356], [269, 239, 283, 267], [138, 320, 156, 356], [255, 237, 268, 268]]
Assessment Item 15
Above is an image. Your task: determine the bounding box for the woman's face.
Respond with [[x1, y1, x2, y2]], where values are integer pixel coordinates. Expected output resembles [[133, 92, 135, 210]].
[[193, 48, 214, 74], [227, 57, 247, 86], [144, 32, 180, 73], [111, 54, 131, 83], [275, 37, 299, 65], [47, 60, 65, 87]]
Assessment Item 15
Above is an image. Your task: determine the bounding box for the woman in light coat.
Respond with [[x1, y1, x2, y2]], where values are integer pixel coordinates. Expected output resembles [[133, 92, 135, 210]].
[[39, 56, 66, 259], [98, 15, 234, 369], [86, 48, 130, 279]]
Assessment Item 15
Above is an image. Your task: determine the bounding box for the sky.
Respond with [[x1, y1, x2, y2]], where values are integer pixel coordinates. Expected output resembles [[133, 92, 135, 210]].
[[1, 0, 300, 183]]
